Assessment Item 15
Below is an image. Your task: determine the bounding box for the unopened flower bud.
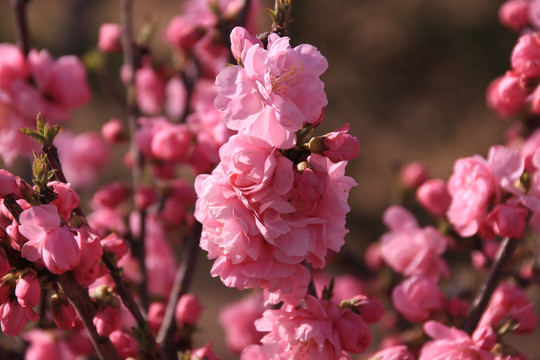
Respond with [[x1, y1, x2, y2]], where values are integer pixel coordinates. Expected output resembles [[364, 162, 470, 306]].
[[175, 293, 202, 327], [101, 233, 128, 260], [15, 272, 40, 309], [416, 178, 451, 216], [98, 23, 122, 53], [148, 302, 166, 334], [499, 0, 530, 31], [110, 330, 139, 359], [344, 295, 385, 324], [102, 118, 125, 144], [93, 298, 121, 337], [321, 124, 360, 163], [51, 293, 76, 330], [400, 161, 429, 189]]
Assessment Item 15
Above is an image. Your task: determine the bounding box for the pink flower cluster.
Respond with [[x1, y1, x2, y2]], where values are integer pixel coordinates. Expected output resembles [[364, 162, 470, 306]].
[[0, 44, 91, 164]]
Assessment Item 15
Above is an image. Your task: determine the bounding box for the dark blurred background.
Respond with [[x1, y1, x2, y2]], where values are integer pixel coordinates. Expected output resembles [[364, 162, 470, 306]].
[[0, 0, 529, 359]]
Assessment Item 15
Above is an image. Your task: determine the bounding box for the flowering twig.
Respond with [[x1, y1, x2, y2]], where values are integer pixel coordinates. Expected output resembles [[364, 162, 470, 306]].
[[157, 221, 202, 358], [121, 0, 149, 311], [57, 273, 121, 360], [10, 0, 31, 55], [463, 237, 518, 334]]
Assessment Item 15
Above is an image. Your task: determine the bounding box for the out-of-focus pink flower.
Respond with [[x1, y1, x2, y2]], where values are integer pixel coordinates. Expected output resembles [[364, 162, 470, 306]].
[[101, 118, 125, 144], [447, 155, 497, 237], [0, 248, 9, 278], [166, 15, 208, 51], [165, 76, 187, 122], [499, 0, 530, 31], [0, 300, 27, 336], [392, 276, 446, 323], [100, 233, 128, 260], [49, 181, 80, 220], [368, 345, 415, 360], [512, 32, 540, 78], [419, 321, 494, 360], [175, 293, 203, 327], [19, 205, 81, 275], [0, 43, 29, 89], [98, 23, 122, 52], [191, 343, 222, 360], [28, 49, 91, 108], [472, 326, 497, 352], [215, 28, 328, 149], [381, 206, 448, 281], [23, 329, 78, 360], [530, 0, 540, 28], [150, 122, 192, 162], [478, 283, 538, 334], [110, 330, 139, 359], [134, 185, 158, 210], [0, 169, 21, 198], [219, 291, 266, 354], [321, 124, 360, 163], [51, 293, 76, 330], [135, 61, 165, 115], [93, 304, 121, 337], [486, 71, 528, 118], [400, 161, 429, 189], [484, 203, 528, 239], [447, 296, 469, 318], [15, 272, 40, 309], [348, 295, 385, 324], [92, 182, 130, 209], [148, 302, 166, 334], [416, 179, 451, 216], [243, 295, 370, 359]]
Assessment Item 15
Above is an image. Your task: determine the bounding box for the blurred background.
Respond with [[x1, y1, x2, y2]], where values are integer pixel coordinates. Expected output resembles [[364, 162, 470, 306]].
[[0, 0, 531, 359]]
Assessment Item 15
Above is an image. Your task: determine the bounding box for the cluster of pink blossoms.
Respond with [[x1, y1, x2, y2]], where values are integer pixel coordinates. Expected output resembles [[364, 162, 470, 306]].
[[195, 26, 359, 307]]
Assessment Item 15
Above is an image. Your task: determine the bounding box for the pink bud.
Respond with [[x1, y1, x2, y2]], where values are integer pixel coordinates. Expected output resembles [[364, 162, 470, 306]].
[[166, 16, 206, 51], [485, 204, 528, 239], [0, 44, 29, 89], [400, 161, 429, 189], [175, 293, 202, 327], [134, 185, 159, 210], [98, 23, 122, 53], [191, 343, 221, 360], [110, 330, 139, 359], [93, 304, 121, 337], [165, 76, 187, 122], [335, 311, 371, 353], [321, 124, 360, 163], [510, 303, 538, 334], [0, 300, 27, 336], [49, 181, 80, 220], [472, 326, 497, 351], [135, 61, 165, 115], [416, 179, 451, 216], [486, 71, 527, 118], [51, 293, 76, 330], [512, 33, 540, 78], [392, 276, 446, 323], [0, 169, 21, 199], [148, 302, 166, 334], [351, 295, 385, 324], [499, 0, 530, 31], [15, 273, 40, 309], [151, 123, 192, 162], [230, 26, 263, 61], [93, 182, 130, 208], [101, 233, 128, 259], [101, 118, 125, 144], [364, 242, 383, 270]]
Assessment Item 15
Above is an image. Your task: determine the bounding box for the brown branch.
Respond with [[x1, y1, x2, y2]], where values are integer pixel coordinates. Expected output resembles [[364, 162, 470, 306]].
[[10, 0, 31, 55], [58, 272, 121, 360], [463, 237, 518, 335], [156, 221, 202, 359]]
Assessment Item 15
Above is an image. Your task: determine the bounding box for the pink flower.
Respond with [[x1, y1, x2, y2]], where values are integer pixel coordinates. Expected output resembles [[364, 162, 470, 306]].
[[19, 205, 81, 275], [0, 300, 27, 336], [349, 295, 385, 324], [416, 179, 451, 216], [447, 155, 497, 237], [134, 185, 158, 210], [148, 302, 166, 334], [49, 181, 80, 220], [380, 206, 448, 281], [191, 343, 222, 360], [0, 43, 29, 90], [219, 291, 266, 354], [400, 161, 429, 189], [484, 203, 528, 239], [230, 26, 263, 61], [321, 124, 360, 163], [165, 76, 187, 122], [98, 23, 122, 52], [418, 321, 494, 360], [478, 283, 538, 334], [499, 0, 530, 31], [110, 330, 139, 359], [166, 15, 208, 51], [0, 169, 21, 198], [150, 122, 192, 162], [135, 60, 165, 115], [92, 181, 130, 208], [368, 345, 415, 360], [15, 272, 40, 309], [175, 293, 203, 327], [243, 295, 370, 359], [512, 32, 540, 78], [93, 304, 121, 337], [215, 28, 328, 148], [101, 118, 125, 144], [392, 276, 446, 323], [51, 293, 76, 330], [486, 71, 528, 118]]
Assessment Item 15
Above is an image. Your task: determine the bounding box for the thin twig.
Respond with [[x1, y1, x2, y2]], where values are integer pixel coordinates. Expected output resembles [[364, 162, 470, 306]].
[[58, 272, 121, 360], [156, 221, 202, 358], [463, 237, 518, 335], [121, 0, 149, 311], [10, 0, 31, 55]]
